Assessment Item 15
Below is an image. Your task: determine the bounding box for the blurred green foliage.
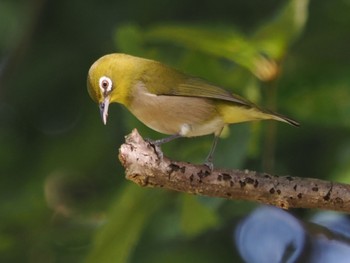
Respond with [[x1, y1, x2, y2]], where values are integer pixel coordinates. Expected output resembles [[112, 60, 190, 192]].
[[1, 0, 350, 262]]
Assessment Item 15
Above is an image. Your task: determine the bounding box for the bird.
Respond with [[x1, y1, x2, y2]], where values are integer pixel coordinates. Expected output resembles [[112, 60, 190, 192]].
[[87, 53, 299, 169]]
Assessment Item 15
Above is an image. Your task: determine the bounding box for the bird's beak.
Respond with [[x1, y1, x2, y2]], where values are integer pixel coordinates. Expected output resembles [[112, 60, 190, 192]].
[[99, 96, 110, 125]]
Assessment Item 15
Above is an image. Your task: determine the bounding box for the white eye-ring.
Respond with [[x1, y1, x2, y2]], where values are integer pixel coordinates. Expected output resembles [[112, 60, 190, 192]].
[[99, 76, 113, 95]]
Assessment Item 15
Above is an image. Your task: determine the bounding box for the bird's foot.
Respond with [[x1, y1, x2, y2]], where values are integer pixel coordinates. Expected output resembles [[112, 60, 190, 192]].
[[204, 158, 214, 172], [145, 138, 164, 160], [145, 134, 182, 161]]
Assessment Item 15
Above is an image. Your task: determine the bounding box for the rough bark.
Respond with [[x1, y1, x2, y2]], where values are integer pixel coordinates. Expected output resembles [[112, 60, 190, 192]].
[[118, 129, 350, 213]]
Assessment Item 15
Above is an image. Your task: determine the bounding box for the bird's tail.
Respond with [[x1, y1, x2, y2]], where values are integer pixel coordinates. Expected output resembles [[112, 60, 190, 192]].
[[219, 103, 300, 127], [266, 110, 300, 127]]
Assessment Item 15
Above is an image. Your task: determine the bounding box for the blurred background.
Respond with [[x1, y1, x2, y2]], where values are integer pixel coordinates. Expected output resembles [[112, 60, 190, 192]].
[[1, 0, 350, 262]]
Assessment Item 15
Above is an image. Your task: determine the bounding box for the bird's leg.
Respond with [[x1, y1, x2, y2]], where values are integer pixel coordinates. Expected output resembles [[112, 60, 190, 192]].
[[204, 127, 224, 171], [151, 134, 182, 146], [204, 136, 219, 171], [147, 134, 182, 160]]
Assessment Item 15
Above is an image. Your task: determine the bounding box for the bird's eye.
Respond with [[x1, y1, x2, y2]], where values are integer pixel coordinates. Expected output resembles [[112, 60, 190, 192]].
[[99, 76, 113, 95]]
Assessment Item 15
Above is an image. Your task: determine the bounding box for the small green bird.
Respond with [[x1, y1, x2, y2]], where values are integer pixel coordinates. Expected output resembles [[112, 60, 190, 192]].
[[87, 53, 299, 168]]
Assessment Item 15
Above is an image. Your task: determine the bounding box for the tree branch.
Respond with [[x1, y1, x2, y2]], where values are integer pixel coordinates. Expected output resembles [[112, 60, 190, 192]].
[[118, 129, 350, 213]]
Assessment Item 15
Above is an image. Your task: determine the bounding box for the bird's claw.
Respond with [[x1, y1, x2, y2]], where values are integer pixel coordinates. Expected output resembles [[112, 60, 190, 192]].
[[145, 138, 164, 160], [204, 159, 214, 172]]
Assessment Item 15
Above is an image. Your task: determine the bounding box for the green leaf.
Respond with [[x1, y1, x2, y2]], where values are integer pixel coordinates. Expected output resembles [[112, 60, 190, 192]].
[[115, 1, 309, 81], [252, 0, 309, 60], [143, 24, 268, 80], [85, 185, 168, 263], [180, 195, 219, 237], [285, 78, 350, 127], [0, 2, 24, 51], [114, 24, 145, 56]]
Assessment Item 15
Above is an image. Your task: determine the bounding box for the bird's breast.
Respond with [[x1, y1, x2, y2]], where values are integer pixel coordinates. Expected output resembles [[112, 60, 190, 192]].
[[128, 82, 224, 137]]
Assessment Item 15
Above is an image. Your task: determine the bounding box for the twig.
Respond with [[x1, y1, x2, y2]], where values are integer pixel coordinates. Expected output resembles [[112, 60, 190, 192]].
[[118, 129, 350, 213]]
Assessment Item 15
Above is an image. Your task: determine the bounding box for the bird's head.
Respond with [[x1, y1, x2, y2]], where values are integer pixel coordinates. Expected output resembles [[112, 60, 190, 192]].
[[87, 53, 138, 124]]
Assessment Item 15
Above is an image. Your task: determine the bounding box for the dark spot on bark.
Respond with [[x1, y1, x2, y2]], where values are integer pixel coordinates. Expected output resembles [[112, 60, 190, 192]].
[[180, 166, 186, 173], [198, 169, 210, 178], [189, 174, 194, 182], [324, 191, 331, 201], [276, 189, 281, 195], [280, 203, 285, 208], [168, 163, 180, 172], [239, 180, 246, 188], [254, 180, 259, 188], [230, 181, 234, 187], [324, 185, 333, 201], [269, 188, 275, 194], [222, 173, 232, 181], [312, 186, 318, 192], [226, 192, 232, 197], [293, 185, 297, 191], [334, 197, 343, 205], [245, 177, 254, 184], [286, 176, 293, 181], [264, 174, 271, 179], [217, 174, 222, 181], [297, 193, 302, 199]]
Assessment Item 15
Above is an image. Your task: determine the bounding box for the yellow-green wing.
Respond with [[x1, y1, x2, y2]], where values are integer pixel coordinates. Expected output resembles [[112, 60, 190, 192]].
[[142, 62, 256, 108], [154, 75, 256, 108], [144, 65, 299, 127]]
